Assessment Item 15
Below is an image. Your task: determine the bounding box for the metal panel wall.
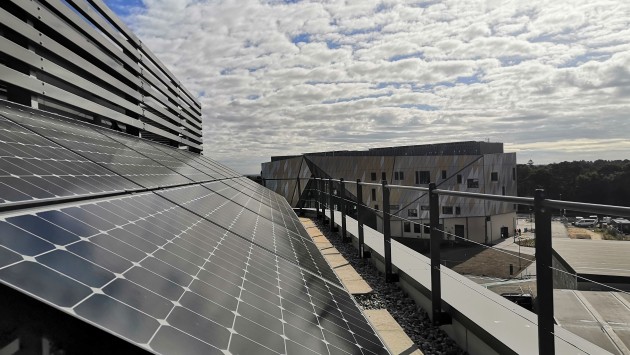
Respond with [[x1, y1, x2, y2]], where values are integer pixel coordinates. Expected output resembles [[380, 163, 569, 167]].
[[0, 0, 203, 152]]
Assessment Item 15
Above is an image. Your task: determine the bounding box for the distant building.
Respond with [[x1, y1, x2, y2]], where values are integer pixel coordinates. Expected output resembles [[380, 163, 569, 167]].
[[262, 141, 518, 244]]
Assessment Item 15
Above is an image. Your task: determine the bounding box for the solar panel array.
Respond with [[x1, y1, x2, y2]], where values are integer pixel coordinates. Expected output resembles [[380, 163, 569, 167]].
[[0, 102, 389, 355]]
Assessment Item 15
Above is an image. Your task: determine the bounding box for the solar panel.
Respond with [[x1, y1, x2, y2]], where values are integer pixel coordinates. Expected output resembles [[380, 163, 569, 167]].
[[98, 129, 215, 183], [156, 183, 340, 285], [0, 191, 389, 354], [1, 104, 194, 189], [0, 112, 139, 205]]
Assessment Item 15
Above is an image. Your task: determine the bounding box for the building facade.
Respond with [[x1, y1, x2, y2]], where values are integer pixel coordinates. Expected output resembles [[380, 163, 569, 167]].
[[262, 142, 518, 244]]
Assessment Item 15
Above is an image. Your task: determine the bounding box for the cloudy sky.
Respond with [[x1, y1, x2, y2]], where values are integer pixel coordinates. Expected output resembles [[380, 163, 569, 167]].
[[104, 0, 630, 174]]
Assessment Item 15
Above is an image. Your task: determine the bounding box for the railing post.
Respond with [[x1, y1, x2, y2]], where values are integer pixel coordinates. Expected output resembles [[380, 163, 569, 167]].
[[535, 189, 555, 355], [340, 178, 348, 242], [383, 180, 398, 283], [429, 182, 451, 325], [297, 177, 303, 216], [329, 178, 336, 231], [356, 179, 369, 258], [315, 178, 321, 219], [320, 179, 326, 221]]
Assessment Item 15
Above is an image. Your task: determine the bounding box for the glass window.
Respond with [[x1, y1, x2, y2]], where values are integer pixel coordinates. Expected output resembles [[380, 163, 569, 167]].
[[457, 174, 462, 184], [399, 171, 404, 180], [382, 172, 386, 181], [491, 172, 498, 181], [424, 225, 431, 234], [416, 171, 430, 184], [413, 223, 421, 233], [371, 188, 376, 200], [467, 179, 479, 188], [371, 172, 377, 181], [403, 222, 411, 233], [441, 170, 447, 179], [442, 206, 453, 214], [394, 172, 399, 180], [408, 209, 418, 217], [455, 206, 461, 215]]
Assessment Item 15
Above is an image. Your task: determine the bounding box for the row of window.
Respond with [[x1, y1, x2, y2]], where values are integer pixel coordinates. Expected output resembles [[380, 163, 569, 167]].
[[403, 222, 431, 234], [407, 206, 461, 216], [370, 169, 516, 184]]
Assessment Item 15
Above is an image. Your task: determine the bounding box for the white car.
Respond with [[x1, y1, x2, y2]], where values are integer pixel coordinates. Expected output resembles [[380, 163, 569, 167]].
[[574, 219, 597, 228]]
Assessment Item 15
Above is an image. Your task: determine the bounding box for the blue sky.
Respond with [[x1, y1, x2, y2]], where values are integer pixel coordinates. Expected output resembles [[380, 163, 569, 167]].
[[104, 0, 630, 174]]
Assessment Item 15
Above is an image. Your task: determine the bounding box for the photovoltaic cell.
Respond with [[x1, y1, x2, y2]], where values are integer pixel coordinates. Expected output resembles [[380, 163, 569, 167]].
[[0, 105, 193, 189], [0, 191, 389, 354], [156, 183, 340, 284], [98, 129, 216, 183], [0, 113, 139, 204]]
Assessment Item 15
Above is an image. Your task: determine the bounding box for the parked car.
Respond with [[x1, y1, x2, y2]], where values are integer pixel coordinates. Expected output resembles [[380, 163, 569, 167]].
[[574, 218, 597, 228]]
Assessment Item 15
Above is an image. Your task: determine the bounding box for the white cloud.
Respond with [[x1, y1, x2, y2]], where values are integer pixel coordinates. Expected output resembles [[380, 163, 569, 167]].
[[108, 0, 630, 173]]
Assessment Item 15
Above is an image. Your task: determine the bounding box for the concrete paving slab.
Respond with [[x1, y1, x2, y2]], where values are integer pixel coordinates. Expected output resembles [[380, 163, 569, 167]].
[[299, 217, 372, 295], [364, 309, 423, 355]]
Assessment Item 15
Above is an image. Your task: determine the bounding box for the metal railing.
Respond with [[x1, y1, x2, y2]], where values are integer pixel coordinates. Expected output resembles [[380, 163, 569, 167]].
[[265, 176, 630, 355]]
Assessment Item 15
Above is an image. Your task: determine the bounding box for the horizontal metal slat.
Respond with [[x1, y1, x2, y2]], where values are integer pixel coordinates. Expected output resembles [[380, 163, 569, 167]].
[[0, 65, 198, 148], [0, 7, 142, 101], [63, 0, 142, 64], [8, 0, 141, 89], [37, 0, 141, 74]]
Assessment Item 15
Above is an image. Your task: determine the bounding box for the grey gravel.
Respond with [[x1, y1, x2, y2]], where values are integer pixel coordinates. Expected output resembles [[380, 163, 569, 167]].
[[314, 219, 466, 355]]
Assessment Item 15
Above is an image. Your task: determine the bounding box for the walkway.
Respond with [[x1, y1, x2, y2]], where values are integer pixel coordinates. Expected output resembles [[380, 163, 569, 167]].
[[300, 217, 423, 355]]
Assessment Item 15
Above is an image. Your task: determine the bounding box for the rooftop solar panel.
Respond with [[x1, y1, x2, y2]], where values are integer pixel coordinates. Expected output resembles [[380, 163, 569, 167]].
[[1, 105, 194, 189], [156, 183, 340, 285], [0, 191, 388, 354], [0, 113, 140, 205], [99, 130, 215, 183]]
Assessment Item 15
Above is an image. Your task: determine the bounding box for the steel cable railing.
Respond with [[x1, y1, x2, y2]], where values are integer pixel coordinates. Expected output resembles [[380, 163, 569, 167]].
[[271, 176, 630, 355]]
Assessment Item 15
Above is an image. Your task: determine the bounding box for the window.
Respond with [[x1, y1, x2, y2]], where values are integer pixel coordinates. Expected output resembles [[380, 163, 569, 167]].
[[371, 172, 377, 181], [502, 186, 506, 196], [382, 172, 386, 182], [371, 188, 376, 200], [374, 204, 379, 211], [413, 223, 421, 233], [420, 205, 430, 211], [403, 222, 411, 233], [424, 225, 431, 234], [457, 174, 462, 184], [408, 209, 418, 217], [441, 170, 447, 179], [415, 171, 430, 184], [455, 206, 461, 215], [491, 172, 498, 182], [394, 171, 399, 180], [399, 171, 404, 180], [442, 206, 453, 214], [467, 179, 479, 188]]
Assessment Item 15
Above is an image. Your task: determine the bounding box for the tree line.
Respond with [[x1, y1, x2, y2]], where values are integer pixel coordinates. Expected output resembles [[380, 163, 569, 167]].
[[517, 160, 630, 209]]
